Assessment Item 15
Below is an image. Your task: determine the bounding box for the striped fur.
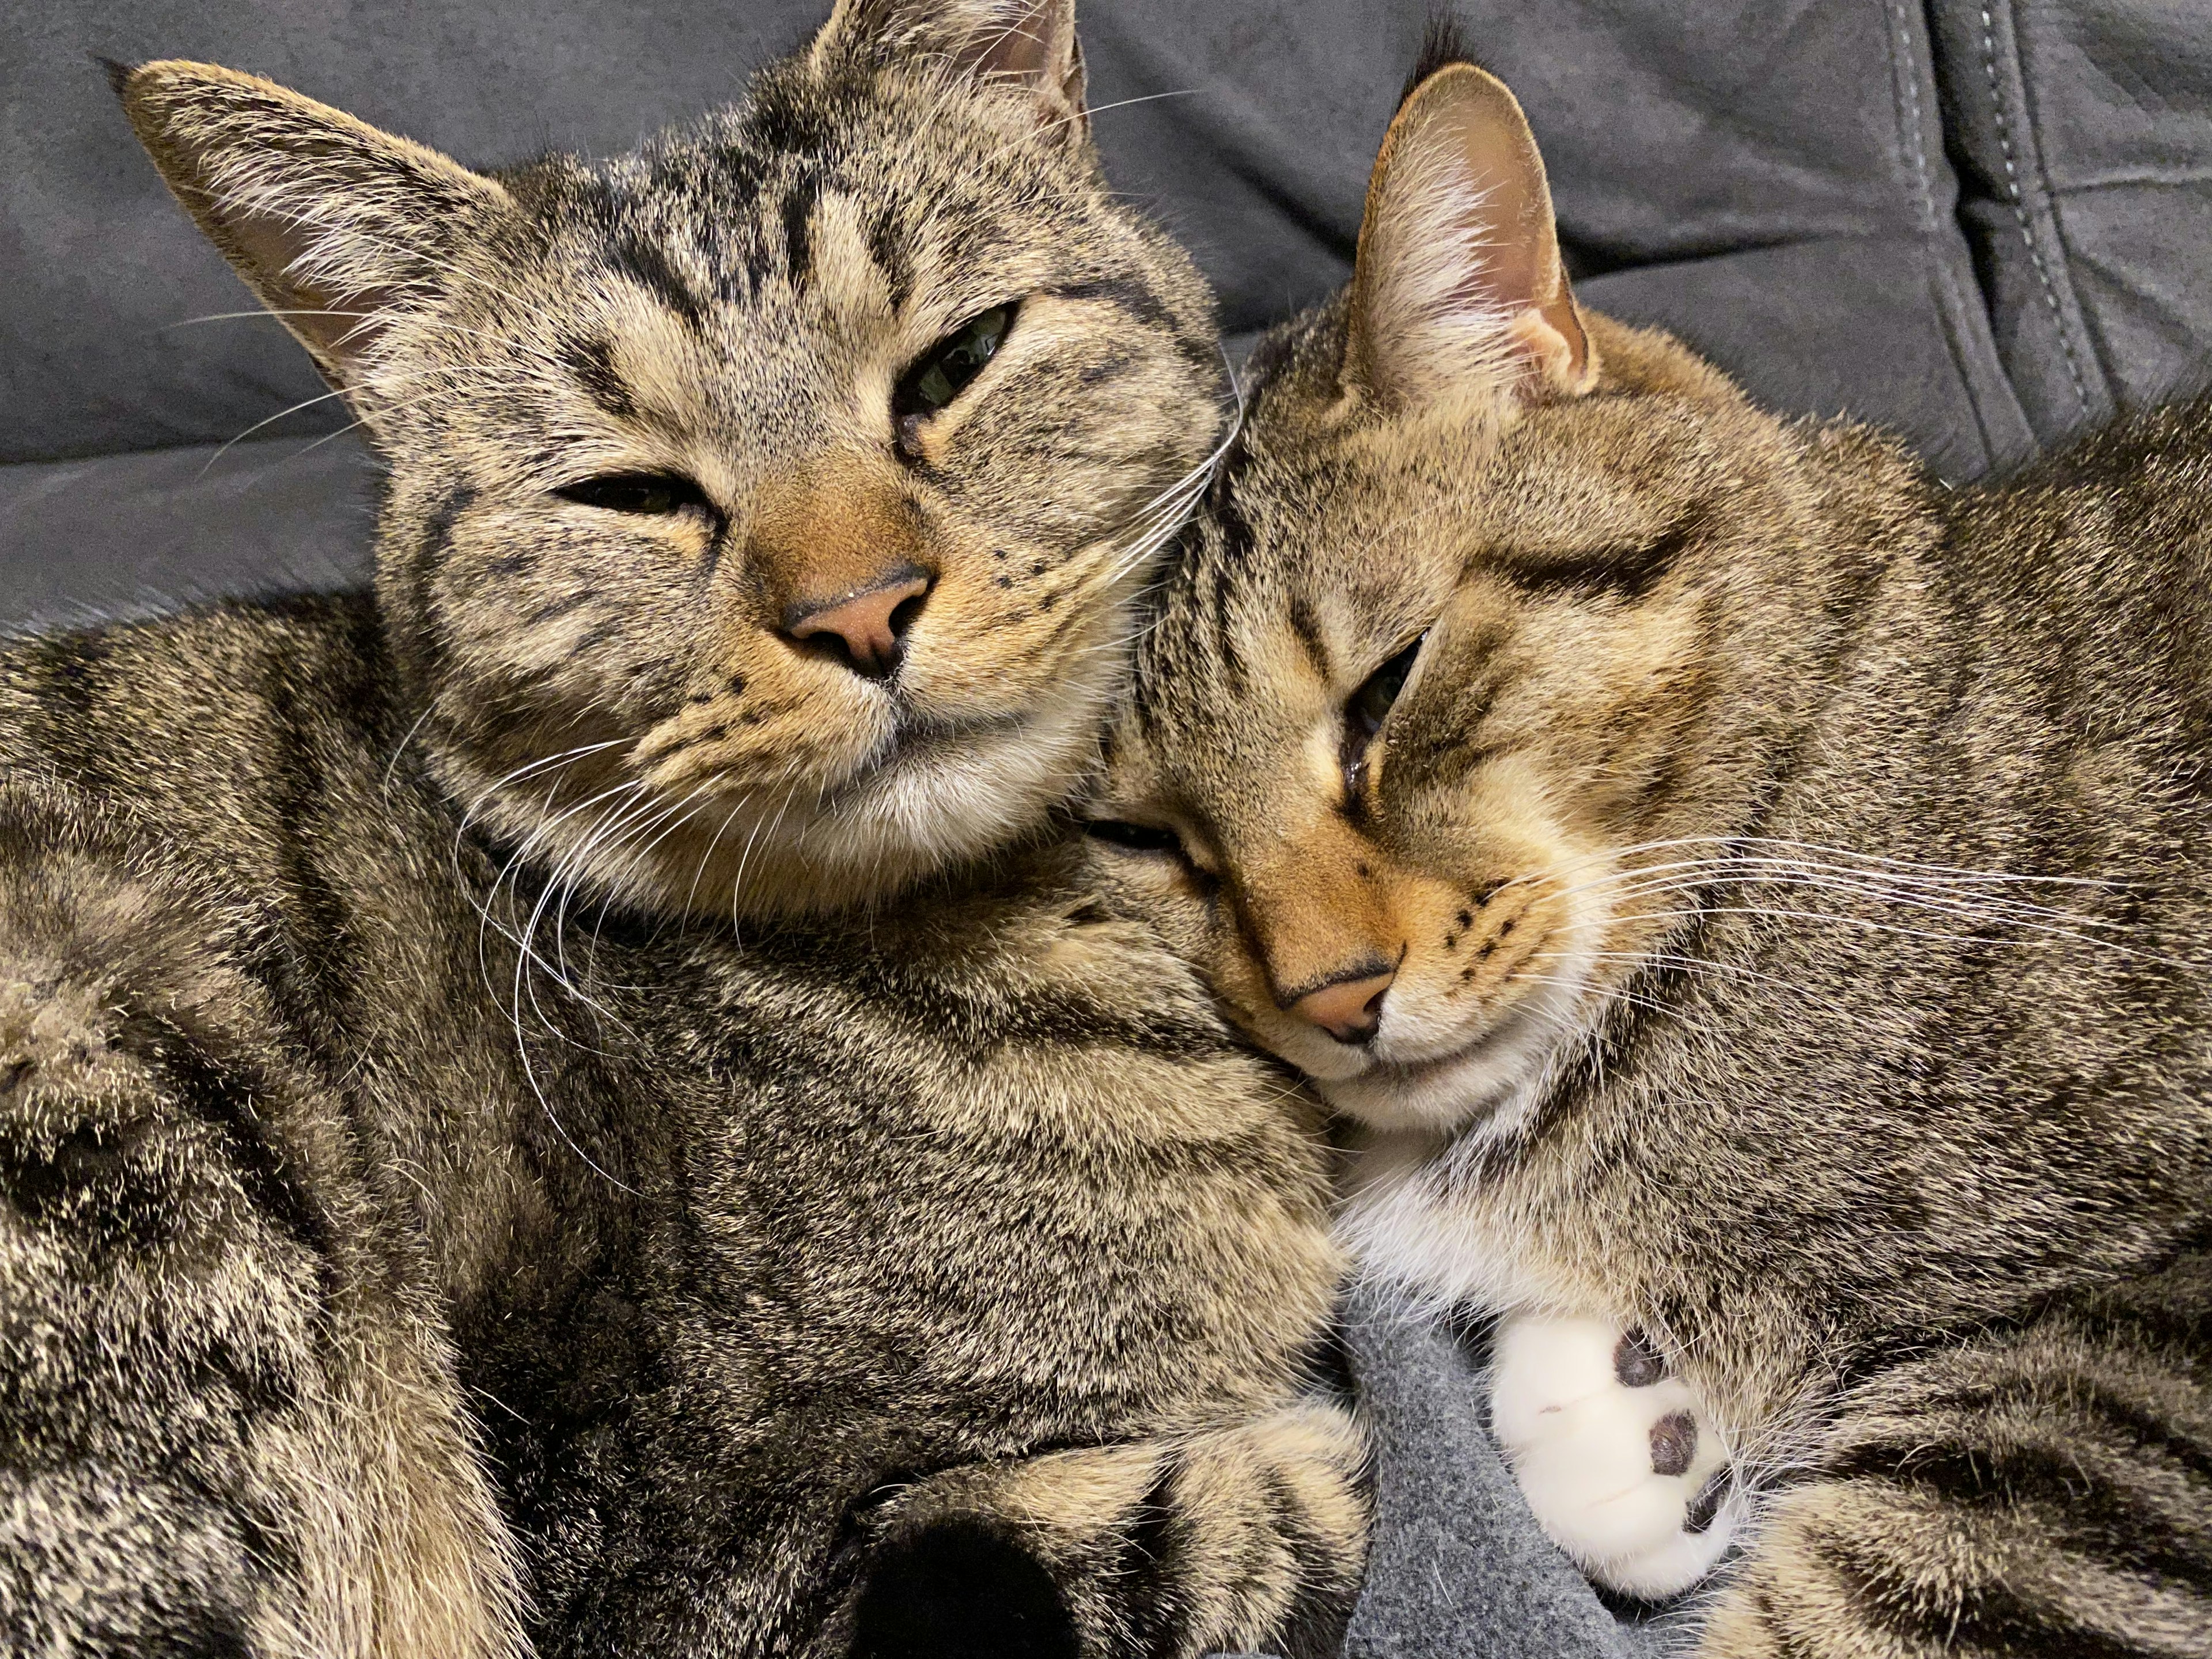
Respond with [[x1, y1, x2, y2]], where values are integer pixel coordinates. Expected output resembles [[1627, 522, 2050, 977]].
[[2, 5, 1365, 1655], [1092, 52, 2212, 1659]]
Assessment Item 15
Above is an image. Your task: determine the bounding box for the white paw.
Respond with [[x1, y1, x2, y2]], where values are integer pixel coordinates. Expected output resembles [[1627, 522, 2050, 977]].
[[1488, 1314, 1742, 1600]]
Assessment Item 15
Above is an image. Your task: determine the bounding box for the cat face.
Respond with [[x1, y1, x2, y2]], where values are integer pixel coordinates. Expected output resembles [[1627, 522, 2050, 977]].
[[119, 0, 1222, 920], [1093, 60, 1846, 1137]]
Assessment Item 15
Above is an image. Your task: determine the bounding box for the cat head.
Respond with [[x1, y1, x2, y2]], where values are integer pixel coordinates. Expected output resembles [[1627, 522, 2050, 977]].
[[1092, 51, 1901, 1135], [118, 0, 1222, 921]]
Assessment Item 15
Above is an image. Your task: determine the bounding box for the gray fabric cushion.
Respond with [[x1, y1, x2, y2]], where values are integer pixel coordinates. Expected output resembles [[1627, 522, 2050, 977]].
[[0, 435, 377, 634], [15, 0, 2210, 479], [1930, 0, 2212, 441]]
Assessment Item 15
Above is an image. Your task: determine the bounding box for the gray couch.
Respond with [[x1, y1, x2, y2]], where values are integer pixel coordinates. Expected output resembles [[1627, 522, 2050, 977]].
[[8, 2, 2211, 1653], [12, 0, 2211, 635]]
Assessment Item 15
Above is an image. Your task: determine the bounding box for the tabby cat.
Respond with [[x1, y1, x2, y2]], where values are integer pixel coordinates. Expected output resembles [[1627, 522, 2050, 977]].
[[0, 4, 1369, 1655], [1090, 38, 2212, 1659]]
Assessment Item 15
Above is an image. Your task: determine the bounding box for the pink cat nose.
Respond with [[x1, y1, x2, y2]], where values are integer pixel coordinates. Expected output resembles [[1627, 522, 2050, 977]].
[[1287, 967, 1395, 1044], [783, 566, 933, 679]]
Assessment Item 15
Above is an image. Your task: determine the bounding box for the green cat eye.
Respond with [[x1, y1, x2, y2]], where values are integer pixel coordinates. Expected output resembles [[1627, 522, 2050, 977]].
[[1349, 638, 1425, 737], [556, 472, 713, 517], [895, 304, 1016, 428]]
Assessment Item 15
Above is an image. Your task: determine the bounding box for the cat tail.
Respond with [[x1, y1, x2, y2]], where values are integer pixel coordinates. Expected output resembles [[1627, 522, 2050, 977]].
[[839, 1397, 1370, 1659], [0, 773, 525, 1659], [1700, 1250, 2212, 1658]]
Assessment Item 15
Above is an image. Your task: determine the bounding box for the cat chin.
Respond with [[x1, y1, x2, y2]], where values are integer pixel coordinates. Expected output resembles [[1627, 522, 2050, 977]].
[[1318, 1004, 1558, 1136], [795, 717, 1069, 870], [662, 695, 1103, 919]]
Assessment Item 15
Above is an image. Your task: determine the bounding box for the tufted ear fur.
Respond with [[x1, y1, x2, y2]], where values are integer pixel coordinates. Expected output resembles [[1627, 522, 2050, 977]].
[[1347, 58, 1594, 412], [113, 59, 514, 396], [812, 0, 1086, 138]]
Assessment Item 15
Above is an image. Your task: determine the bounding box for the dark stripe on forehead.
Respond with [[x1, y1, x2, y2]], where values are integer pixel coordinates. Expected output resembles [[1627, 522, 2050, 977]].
[[1054, 275, 1172, 332], [866, 205, 914, 312], [1211, 491, 1256, 567], [1129, 486, 1255, 733], [559, 334, 636, 420], [1504, 509, 1707, 604], [1055, 275, 1215, 374], [781, 170, 822, 286], [1205, 557, 1248, 692], [608, 233, 706, 328], [1287, 592, 1330, 680]]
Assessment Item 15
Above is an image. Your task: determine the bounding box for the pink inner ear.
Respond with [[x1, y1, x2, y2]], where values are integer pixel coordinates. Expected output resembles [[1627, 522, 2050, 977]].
[[1351, 62, 1592, 404], [1441, 92, 1569, 323], [169, 147, 393, 379], [964, 0, 1084, 113], [971, 2, 1054, 79]]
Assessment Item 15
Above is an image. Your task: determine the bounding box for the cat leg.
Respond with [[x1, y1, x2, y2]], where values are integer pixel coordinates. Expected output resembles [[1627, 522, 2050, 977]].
[[0, 779, 522, 1659], [838, 1399, 1369, 1659], [1489, 1312, 1743, 1599], [1698, 1262, 2212, 1658]]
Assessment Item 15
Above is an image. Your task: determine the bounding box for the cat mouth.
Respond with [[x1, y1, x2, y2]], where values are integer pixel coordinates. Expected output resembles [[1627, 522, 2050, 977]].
[[1372, 994, 1543, 1083], [1318, 968, 1586, 1133], [828, 710, 1029, 795]]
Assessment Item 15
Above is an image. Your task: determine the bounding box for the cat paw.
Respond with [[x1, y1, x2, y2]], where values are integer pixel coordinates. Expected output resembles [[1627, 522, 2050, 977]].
[[1488, 1314, 1742, 1600]]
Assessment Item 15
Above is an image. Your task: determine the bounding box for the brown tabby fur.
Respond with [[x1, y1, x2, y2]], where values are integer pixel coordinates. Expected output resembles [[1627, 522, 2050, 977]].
[[1096, 43, 2212, 1659], [0, 5, 1367, 1655]]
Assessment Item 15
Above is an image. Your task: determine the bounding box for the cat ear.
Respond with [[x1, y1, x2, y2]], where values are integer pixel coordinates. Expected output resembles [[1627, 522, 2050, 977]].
[[1347, 59, 1594, 411], [812, 0, 1087, 137], [112, 59, 514, 394]]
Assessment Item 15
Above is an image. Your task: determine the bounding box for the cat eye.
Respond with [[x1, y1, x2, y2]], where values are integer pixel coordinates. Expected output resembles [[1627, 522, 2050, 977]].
[[1341, 635, 1425, 801], [894, 304, 1017, 438], [1085, 817, 1220, 897], [1349, 638, 1425, 738], [556, 472, 714, 517], [1084, 818, 1184, 855]]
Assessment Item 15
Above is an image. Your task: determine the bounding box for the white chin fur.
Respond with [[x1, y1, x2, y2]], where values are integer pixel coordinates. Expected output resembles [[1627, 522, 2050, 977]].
[[758, 707, 1092, 907], [1490, 1315, 1742, 1601], [1321, 942, 1593, 1136], [809, 718, 1068, 866]]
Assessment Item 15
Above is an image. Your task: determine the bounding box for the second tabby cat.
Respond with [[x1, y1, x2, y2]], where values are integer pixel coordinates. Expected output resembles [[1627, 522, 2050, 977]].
[[0, 3, 1366, 1656], [1092, 36, 2212, 1659]]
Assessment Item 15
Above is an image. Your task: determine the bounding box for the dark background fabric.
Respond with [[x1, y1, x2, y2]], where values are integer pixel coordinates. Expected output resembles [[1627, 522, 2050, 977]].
[[9, 0, 2212, 631], [5, 2, 2210, 1650]]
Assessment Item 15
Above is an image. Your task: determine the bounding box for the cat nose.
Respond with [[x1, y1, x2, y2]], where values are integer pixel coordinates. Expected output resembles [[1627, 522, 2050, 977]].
[[782, 565, 933, 680], [1285, 963, 1395, 1044]]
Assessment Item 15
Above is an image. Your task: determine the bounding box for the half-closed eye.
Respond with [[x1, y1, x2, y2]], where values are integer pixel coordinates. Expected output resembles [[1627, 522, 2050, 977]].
[[1342, 635, 1426, 796], [556, 472, 716, 517], [1085, 815, 1221, 895], [894, 302, 1017, 454], [1348, 637, 1423, 740], [1084, 817, 1184, 855]]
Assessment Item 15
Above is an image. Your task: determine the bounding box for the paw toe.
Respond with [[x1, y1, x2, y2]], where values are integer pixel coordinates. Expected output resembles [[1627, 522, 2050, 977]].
[[1649, 1409, 1697, 1477]]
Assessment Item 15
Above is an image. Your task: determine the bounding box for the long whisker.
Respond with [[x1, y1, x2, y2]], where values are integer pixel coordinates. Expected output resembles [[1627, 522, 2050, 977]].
[[1619, 903, 2198, 971]]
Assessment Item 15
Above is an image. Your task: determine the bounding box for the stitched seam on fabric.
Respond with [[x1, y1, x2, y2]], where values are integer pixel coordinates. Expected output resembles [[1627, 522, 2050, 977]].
[[1887, 0, 2004, 472], [1890, 0, 1937, 234], [1978, 1, 2090, 419]]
